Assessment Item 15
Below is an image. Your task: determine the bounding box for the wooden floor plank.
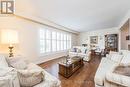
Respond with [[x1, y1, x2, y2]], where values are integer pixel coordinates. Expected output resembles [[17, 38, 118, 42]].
[[39, 55, 101, 87]]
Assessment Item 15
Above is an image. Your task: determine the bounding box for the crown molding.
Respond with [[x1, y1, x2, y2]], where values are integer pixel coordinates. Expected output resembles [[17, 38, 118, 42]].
[[14, 13, 79, 35]]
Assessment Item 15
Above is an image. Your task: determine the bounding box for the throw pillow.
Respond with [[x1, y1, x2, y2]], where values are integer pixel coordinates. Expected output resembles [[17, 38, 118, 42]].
[[7, 57, 27, 70], [73, 48, 77, 52], [17, 69, 44, 87], [84, 49, 88, 54], [77, 49, 81, 53], [80, 48, 86, 54]]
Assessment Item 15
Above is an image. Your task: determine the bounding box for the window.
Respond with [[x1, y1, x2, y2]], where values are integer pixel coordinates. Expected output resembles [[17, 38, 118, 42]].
[[63, 34, 67, 50], [39, 29, 71, 54], [40, 29, 45, 53], [60, 33, 64, 50], [46, 30, 51, 52], [57, 33, 60, 51], [52, 31, 57, 52]]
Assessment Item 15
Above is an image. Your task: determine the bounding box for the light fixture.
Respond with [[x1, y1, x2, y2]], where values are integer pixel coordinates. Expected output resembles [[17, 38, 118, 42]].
[[1, 29, 19, 57]]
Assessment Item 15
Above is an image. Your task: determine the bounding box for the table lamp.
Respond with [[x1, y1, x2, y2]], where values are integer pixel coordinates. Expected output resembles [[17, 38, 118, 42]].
[[1, 29, 19, 57]]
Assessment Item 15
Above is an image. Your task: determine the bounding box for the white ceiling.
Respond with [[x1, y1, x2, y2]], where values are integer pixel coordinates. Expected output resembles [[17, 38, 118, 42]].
[[16, 0, 130, 32]]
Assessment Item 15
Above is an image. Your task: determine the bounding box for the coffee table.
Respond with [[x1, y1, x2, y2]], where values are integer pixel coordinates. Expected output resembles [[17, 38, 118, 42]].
[[58, 56, 84, 78]]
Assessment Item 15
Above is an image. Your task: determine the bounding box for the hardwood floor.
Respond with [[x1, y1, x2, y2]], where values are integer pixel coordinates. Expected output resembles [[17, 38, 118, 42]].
[[39, 55, 102, 87]]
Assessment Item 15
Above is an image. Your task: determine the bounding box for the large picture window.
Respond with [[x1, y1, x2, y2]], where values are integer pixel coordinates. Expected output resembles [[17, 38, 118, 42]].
[[39, 29, 71, 54]]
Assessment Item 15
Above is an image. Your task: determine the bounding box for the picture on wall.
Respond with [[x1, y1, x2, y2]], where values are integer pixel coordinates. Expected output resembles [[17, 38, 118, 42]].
[[90, 36, 98, 44]]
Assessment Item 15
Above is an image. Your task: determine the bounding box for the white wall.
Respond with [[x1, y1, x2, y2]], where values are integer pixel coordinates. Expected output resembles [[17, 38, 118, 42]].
[[78, 10, 130, 50], [0, 16, 78, 64], [119, 10, 130, 28], [78, 27, 120, 49], [119, 10, 130, 47]]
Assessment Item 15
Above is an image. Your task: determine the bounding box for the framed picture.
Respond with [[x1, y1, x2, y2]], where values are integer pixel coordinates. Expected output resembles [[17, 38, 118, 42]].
[[90, 36, 98, 44]]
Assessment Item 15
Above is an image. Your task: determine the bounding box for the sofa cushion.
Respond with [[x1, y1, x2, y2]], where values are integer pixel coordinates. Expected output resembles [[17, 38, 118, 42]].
[[17, 63, 45, 87], [107, 51, 119, 59], [94, 58, 118, 86], [27, 63, 43, 70], [8, 57, 27, 70], [34, 70, 61, 87], [110, 54, 123, 64], [69, 52, 78, 57], [17, 69, 44, 87], [78, 53, 87, 56], [26, 63, 61, 87], [0, 55, 8, 68], [120, 51, 130, 65]]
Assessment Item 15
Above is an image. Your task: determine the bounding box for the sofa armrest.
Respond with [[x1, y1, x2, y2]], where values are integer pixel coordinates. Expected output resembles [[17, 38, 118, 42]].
[[106, 71, 130, 86], [27, 63, 61, 87], [105, 64, 130, 87], [0, 68, 20, 87]]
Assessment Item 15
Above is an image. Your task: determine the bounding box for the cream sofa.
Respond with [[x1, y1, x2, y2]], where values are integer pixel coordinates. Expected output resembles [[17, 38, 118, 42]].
[[69, 46, 91, 61], [0, 55, 61, 87], [95, 50, 130, 87]]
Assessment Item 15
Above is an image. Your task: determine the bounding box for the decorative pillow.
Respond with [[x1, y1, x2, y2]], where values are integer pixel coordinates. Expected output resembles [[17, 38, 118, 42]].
[[110, 54, 123, 63], [77, 49, 81, 53], [80, 48, 86, 54], [84, 49, 88, 54], [0, 55, 8, 68], [73, 48, 77, 52], [7, 57, 27, 70], [17, 69, 44, 87]]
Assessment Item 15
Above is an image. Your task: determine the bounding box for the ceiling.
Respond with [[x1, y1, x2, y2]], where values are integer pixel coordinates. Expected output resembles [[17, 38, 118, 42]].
[[16, 0, 130, 32]]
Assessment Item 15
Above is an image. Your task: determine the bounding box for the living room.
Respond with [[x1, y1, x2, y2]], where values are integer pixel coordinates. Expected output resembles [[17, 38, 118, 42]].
[[0, 0, 130, 87]]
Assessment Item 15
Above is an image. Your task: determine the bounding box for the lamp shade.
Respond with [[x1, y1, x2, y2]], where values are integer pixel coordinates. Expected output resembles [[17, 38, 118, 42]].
[[1, 29, 19, 44]]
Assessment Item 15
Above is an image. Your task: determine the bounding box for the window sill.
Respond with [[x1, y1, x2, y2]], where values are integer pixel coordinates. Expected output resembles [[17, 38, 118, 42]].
[[39, 50, 69, 57]]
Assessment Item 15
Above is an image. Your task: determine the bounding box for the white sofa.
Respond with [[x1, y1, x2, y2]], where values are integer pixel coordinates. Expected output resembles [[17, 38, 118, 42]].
[[0, 55, 61, 87], [95, 50, 130, 87], [69, 46, 91, 62]]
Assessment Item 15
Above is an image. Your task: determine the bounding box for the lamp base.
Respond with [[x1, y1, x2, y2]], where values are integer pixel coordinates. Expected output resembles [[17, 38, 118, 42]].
[[9, 46, 14, 57]]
